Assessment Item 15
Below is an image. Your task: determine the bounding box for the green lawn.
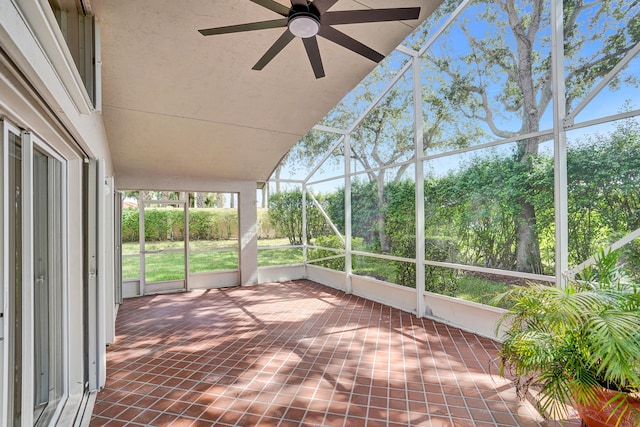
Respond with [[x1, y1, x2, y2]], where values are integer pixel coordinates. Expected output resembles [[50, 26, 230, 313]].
[[454, 275, 511, 307], [123, 238, 292, 254], [123, 239, 302, 282], [351, 255, 513, 307], [122, 239, 512, 307]]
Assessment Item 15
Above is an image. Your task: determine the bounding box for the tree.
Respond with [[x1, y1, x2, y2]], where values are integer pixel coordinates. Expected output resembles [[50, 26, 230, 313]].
[[414, 0, 639, 273], [194, 192, 205, 208], [275, 0, 638, 272], [567, 117, 640, 269], [280, 71, 410, 252], [268, 189, 330, 245]]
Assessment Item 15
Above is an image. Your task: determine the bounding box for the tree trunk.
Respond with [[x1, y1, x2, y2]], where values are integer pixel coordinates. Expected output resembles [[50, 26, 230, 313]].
[[515, 137, 542, 273], [509, 0, 543, 274], [515, 198, 542, 273], [216, 193, 225, 208], [195, 192, 204, 208]]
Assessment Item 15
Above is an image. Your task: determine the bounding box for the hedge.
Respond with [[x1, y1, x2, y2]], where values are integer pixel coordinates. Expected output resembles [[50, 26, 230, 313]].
[[121, 208, 277, 243]]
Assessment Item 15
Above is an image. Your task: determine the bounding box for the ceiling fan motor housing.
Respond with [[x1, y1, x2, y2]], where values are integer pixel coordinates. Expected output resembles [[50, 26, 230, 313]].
[[288, 4, 321, 38]]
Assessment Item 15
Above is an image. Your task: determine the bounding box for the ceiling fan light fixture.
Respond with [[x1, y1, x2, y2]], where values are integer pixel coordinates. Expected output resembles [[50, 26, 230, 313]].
[[288, 14, 320, 38]]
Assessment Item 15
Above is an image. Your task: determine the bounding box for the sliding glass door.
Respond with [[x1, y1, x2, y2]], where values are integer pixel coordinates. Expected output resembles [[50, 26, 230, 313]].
[[32, 149, 64, 425], [2, 120, 66, 426]]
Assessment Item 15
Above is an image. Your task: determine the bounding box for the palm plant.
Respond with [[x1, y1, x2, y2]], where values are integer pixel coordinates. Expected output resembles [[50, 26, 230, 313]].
[[494, 249, 640, 426]]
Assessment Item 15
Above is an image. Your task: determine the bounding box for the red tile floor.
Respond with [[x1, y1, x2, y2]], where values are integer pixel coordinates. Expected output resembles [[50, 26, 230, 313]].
[[90, 280, 581, 426]]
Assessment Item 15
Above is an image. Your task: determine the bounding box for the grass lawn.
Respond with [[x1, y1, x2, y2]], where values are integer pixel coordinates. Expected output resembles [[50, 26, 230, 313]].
[[352, 255, 513, 307], [122, 239, 512, 306], [123, 239, 302, 282], [454, 275, 511, 307]]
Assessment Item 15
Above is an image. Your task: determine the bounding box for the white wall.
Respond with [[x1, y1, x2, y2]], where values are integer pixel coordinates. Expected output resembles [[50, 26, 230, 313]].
[[0, 0, 117, 424], [305, 265, 506, 341]]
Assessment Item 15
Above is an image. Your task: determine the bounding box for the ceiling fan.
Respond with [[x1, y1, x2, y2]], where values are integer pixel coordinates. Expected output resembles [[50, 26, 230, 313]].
[[198, 0, 421, 79]]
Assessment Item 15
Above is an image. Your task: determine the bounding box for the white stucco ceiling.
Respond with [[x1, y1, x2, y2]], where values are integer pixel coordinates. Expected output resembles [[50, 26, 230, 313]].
[[94, 0, 440, 188]]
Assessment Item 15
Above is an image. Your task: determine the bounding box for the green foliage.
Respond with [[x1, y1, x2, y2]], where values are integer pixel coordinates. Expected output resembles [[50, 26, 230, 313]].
[[495, 249, 640, 423], [425, 152, 551, 272], [189, 209, 238, 240], [349, 180, 380, 246], [424, 237, 460, 295], [268, 189, 303, 245], [275, 0, 640, 281], [309, 235, 347, 271], [143, 208, 183, 242], [388, 234, 417, 288], [188, 210, 212, 240], [121, 207, 275, 243], [122, 208, 139, 242], [568, 119, 640, 273], [268, 189, 331, 245]]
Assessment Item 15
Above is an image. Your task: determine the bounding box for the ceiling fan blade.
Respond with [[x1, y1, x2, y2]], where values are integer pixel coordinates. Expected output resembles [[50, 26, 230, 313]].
[[253, 30, 296, 70], [311, 0, 340, 14], [199, 19, 287, 36], [250, 0, 291, 16], [318, 25, 384, 63], [303, 36, 325, 79], [322, 8, 421, 25]]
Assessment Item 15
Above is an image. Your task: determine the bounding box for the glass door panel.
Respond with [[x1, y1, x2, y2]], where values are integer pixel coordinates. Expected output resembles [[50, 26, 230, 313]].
[[32, 150, 64, 426]]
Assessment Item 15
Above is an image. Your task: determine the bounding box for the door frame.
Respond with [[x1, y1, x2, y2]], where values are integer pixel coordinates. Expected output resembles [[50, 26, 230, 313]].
[[139, 194, 189, 295]]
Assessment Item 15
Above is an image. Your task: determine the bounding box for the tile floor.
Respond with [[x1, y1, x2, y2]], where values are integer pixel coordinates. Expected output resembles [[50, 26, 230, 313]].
[[90, 280, 580, 426]]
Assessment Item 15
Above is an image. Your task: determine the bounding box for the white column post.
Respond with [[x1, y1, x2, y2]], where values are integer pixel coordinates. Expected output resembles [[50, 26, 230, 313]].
[[551, 0, 569, 287], [413, 54, 426, 316], [302, 183, 307, 264], [139, 191, 145, 295], [184, 200, 189, 291], [344, 134, 353, 294], [238, 184, 258, 286], [96, 159, 106, 388]]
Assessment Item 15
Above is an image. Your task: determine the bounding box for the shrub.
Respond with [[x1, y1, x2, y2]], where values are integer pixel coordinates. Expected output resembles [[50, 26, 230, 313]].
[[424, 236, 460, 295], [122, 208, 139, 242], [309, 235, 363, 271]]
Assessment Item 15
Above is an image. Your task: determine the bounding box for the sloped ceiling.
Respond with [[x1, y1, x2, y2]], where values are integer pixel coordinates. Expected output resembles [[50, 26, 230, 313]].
[[94, 0, 440, 188]]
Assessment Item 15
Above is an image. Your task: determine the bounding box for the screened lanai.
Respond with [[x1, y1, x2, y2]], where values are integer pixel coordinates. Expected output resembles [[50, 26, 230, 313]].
[[120, 0, 640, 335], [5, 0, 639, 425], [113, 0, 640, 337], [259, 0, 640, 336], [106, 0, 640, 424]]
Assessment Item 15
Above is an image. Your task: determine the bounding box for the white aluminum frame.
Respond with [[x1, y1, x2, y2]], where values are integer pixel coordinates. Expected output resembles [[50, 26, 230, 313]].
[[565, 41, 640, 126], [139, 195, 189, 295], [31, 133, 68, 426], [85, 159, 99, 392], [0, 118, 15, 427], [21, 130, 35, 427], [551, 0, 569, 287]]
